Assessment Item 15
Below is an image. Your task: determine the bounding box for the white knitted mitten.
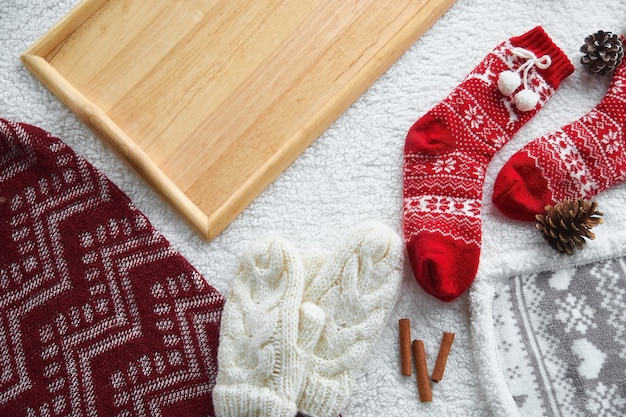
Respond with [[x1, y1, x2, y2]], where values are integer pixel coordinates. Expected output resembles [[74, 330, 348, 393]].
[[297, 222, 403, 417], [212, 237, 325, 417]]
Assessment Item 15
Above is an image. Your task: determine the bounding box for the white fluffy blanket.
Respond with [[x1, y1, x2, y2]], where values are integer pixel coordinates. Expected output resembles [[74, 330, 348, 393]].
[[3, 0, 626, 416]]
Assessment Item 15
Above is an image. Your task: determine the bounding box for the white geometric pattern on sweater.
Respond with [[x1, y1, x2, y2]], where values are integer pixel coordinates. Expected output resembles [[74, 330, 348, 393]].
[[0, 122, 224, 417], [1, 140, 109, 407], [2, 178, 222, 416]]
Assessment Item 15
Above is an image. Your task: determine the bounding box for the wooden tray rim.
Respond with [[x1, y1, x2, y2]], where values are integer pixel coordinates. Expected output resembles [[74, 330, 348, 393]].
[[22, 0, 208, 236], [20, 0, 456, 240]]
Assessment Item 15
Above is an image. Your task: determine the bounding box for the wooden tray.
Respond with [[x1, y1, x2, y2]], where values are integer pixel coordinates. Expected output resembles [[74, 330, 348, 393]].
[[22, 0, 455, 240]]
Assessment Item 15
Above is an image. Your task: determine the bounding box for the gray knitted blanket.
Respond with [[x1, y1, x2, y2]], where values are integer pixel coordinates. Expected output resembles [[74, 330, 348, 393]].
[[493, 256, 626, 416]]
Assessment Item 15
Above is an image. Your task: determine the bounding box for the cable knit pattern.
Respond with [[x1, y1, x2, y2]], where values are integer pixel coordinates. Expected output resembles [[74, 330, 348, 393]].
[[298, 222, 403, 417], [212, 238, 325, 417], [213, 223, 402, 417]]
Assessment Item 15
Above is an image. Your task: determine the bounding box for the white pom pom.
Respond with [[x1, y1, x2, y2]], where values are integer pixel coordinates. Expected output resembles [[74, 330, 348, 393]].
[[514, 89, 539, 111], [498, 71, 521, 96]]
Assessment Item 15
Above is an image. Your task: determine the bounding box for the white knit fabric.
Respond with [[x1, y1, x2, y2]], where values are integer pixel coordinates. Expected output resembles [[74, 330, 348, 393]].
[[297, 221, 403, 417], [213, 222, 402, 417], [212, 237, 325, 417]]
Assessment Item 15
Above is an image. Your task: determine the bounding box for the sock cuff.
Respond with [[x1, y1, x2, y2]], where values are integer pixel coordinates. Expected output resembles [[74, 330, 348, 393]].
[[510, 26, 574, 89]]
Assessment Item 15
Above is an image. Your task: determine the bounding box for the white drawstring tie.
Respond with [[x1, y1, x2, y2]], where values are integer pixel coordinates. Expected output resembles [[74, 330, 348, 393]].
[[498, 47, 552, 111]]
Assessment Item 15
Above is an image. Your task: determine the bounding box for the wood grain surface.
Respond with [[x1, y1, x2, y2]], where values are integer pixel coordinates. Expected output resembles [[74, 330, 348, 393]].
[[22, 0, 456, 240]]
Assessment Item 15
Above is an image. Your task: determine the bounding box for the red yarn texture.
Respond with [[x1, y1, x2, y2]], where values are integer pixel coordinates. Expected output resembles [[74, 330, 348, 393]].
[[0, 119, 225, 417], [402, 27, 573, 301], [493, 52, 626, 221]]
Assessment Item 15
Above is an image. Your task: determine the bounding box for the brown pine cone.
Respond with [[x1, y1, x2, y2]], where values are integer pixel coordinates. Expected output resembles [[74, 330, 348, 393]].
[[535, 199, 604, 255], [580, 30, 624, 75]]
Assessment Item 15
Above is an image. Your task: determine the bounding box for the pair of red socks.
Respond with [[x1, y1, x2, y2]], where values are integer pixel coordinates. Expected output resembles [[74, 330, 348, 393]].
[[403, 26, 626, 302]]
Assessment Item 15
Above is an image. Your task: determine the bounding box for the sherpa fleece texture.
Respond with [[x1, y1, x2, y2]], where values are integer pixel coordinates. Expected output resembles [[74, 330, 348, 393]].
[[3, 0, 626, 415]]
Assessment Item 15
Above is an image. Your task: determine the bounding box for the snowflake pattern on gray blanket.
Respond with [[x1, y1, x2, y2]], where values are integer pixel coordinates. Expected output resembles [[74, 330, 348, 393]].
[[493, 256, 626, 416]]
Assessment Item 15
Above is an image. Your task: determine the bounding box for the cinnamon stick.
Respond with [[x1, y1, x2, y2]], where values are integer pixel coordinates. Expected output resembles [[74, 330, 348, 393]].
[[431, 332, 455, 383], [399, 318, 412, 376], [412, 339, 432, 402]]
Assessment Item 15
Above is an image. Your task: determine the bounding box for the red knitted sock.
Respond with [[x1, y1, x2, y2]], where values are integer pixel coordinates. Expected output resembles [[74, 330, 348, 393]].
[[0, 119, 224, 416], [403, 27, 573, 301], [493, 54, 626, 221]]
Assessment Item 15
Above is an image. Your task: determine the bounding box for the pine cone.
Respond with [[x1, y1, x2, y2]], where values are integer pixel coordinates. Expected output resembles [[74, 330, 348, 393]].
[[535, 199, 604, 255], [580, 30, 624, 75]]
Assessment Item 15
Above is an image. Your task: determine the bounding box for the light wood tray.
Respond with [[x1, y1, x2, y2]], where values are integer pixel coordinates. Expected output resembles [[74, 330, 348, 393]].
[[22, 0, 455, 240]]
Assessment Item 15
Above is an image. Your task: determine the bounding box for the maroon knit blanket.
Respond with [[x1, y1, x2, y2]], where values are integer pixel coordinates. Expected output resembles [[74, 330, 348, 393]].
[[0, 119, 224, 417]]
